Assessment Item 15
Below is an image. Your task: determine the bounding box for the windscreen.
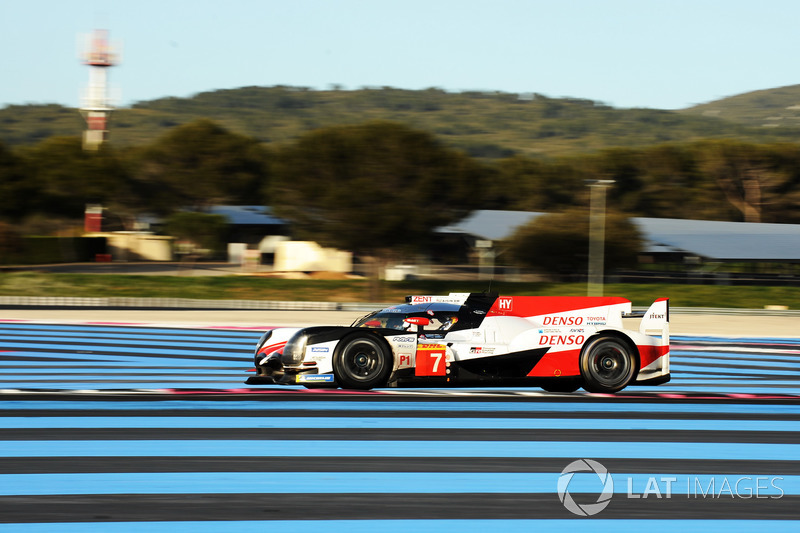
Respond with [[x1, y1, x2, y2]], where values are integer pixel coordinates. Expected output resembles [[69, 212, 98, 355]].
[[354, 303, 462, 332]]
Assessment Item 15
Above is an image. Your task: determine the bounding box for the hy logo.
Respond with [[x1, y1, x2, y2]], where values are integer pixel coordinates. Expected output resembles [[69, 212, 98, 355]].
[[557, 459, 614, 516]]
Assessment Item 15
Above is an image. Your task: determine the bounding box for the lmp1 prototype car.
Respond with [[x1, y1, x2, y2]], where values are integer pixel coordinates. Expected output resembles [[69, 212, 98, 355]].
[[245, 292, 670, 393]]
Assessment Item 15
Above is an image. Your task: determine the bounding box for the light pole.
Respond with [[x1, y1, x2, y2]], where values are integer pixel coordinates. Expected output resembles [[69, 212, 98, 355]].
[[587, 180, 615, 296]]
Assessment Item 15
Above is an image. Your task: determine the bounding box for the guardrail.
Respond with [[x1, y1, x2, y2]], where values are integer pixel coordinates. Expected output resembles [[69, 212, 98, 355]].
[[1, 296, 798, 316]]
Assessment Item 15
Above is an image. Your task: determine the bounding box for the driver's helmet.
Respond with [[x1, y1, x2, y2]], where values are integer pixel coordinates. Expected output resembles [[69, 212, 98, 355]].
[[440, 316, 459, 330], [386, 316, 406, 330]]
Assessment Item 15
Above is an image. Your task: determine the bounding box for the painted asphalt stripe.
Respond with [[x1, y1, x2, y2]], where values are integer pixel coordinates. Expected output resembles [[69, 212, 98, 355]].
[[2, 440, 799, 460], [0, 353, 245, 365], [4, 399, 800, 414], [0, 342, 246, 358], [674, 370, 800, 379], [673, 336, 800, 344], [2, 520, 800, 533], [6, 405, 798, 421], [0, 334, 254, 350], [676, 377, 800, 384], [0, 324, 262, 337], [673, 351, 800, 360], [0, 368, 245, 375], [4, 416, 799, 432], [2, 374, 245, 381], [677, 362, 800, 371], [0, 376, 247, 392], [4, 457, 796, 476], [0, 329, 259, 343], [0, 472, 794, 496]]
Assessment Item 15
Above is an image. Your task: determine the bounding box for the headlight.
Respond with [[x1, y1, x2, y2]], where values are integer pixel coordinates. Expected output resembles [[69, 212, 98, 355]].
[[255, 331, 273, 355], [281, 331, 309, 366], [254, 330, 274, 365]]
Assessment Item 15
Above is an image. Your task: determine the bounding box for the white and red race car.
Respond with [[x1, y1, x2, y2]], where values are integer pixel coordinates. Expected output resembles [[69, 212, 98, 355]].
[[246, 292, 670, 393]]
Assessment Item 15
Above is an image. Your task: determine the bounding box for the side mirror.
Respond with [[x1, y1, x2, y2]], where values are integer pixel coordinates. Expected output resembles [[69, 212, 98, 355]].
[[404, 317, 430, 326]]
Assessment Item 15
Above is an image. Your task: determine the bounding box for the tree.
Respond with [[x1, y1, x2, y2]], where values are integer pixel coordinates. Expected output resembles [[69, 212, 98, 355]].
[[163, 211, 227, 257], [13, 136, 131, 222], [695, 140, 790, 223], [0, 221, 23, 263], [271, 121, 487, 255], [505, 207, 642, 279], [0, 141, 35, 221], [490, 156, 585, 211], [132, 119, 271, 213]]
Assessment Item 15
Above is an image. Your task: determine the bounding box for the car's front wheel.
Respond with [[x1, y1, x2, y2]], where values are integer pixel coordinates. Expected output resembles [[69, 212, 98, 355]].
[[580, 336, 636, 393], [333, 335, 393, 390]]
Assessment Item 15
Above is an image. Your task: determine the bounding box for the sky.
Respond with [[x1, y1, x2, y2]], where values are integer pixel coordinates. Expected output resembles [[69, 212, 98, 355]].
[[2, 0, 800, 111]]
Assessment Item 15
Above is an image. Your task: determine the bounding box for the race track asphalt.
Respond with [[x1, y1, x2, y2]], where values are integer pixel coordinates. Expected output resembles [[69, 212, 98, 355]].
[[0, 308, 799, 531]]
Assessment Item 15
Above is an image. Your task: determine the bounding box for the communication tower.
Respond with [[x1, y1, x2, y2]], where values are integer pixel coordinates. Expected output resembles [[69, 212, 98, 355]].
[[80, 29, 118, 151]]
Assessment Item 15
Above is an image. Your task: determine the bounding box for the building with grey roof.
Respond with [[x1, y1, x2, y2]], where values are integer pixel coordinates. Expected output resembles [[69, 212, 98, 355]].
[[437, 210, 800, 263]]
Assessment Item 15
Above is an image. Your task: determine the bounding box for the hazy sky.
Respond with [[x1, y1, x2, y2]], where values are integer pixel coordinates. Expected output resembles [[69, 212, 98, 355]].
[[2, 0, 799, 110]]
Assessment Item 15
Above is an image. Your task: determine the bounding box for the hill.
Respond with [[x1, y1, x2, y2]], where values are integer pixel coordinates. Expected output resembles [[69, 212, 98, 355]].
[[679, 84, 800, 130], [4, 86, 800, 158]]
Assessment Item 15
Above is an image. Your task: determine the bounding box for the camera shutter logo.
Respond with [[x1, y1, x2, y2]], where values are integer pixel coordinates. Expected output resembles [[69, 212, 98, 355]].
[[557, 459, 614, 516]]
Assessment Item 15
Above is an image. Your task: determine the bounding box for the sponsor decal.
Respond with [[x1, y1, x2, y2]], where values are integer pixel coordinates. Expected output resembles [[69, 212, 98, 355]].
[[469, 346, 495, 355], [415, 344, 447, 376], [649, 313, 666, 320], [497, 297, 513, 311], [543, 316, 583, 326], [540, 334, 585, 346], [393, 336, 416, 344], [311, 347, 329, 353], [297, 374, 335, 383], [411, 296, 432, 304]]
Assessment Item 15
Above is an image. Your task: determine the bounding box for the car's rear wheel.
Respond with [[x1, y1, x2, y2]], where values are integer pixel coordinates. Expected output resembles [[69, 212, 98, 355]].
[[333, 335, 392, 390], [580, 336, 636, 393]]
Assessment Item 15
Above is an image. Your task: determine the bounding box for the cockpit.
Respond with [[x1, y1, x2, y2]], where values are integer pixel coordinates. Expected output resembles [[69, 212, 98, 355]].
[[353, 303, 463, 332]]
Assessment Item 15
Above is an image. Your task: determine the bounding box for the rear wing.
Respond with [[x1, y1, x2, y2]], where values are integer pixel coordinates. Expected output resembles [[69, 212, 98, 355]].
[[625, 298, 669, 344]]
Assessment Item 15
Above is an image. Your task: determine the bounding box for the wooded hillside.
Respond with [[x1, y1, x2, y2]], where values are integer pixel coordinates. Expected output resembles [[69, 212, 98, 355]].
[[4, 86, 800, 158]]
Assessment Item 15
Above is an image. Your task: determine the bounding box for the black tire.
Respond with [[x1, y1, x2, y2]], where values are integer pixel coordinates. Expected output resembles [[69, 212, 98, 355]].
[[540, 381, 581, 393], [580, 336, 636, 393], [333, 335, 393, 390]]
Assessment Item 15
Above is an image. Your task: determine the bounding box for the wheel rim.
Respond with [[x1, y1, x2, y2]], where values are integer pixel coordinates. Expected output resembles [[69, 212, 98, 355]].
[[342, 340, 385, 381], [587, 342, 631, 387]]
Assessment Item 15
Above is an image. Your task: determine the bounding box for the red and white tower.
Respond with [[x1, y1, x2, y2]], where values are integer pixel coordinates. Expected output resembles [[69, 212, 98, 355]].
[[80, 29, 118, 151]]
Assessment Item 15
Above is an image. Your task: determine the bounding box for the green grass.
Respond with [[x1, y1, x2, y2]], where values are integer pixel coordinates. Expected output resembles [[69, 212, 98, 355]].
[[0, 272, 798, 309]]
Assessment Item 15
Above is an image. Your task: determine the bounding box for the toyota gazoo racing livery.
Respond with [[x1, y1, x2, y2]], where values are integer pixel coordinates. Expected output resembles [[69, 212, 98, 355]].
[[246, 293, 670, 393]]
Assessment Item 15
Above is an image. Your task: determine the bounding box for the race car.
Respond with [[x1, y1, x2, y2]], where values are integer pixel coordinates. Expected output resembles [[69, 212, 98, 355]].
[[245, 292, 670, 393]]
